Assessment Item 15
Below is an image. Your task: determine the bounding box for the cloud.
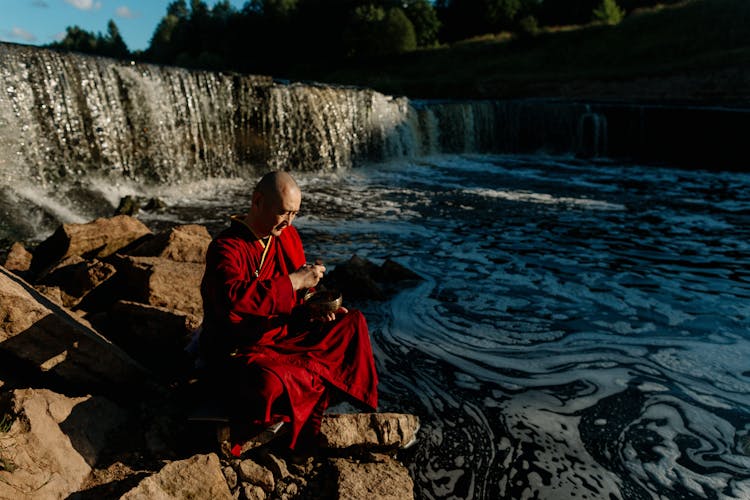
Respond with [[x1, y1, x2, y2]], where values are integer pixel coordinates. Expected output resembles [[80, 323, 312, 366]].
[[115, 6, 141, 19], [6, 27, 37, 42], [31, 0, 50, 7], [64, 0, 102, 10]]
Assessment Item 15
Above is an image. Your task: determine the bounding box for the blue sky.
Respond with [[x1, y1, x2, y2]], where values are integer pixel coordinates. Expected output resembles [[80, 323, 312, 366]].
[[0, 0, 247, 52]]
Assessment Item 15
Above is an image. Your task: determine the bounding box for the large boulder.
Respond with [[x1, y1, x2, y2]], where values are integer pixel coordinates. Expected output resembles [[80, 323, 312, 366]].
[[320, 413, 420, 450], [31, 215, 151, 276], [120, 453, 233, 500], [110, 256, 204, 317], [330, 455, 415, 500], [125, 224, 211, 263], [323, 255, 423, 301], [0, 265, 151, 394], [0, 388, 125, 500]]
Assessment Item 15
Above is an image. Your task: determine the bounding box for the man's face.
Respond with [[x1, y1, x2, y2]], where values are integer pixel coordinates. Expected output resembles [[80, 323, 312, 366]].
[[254, 187, 301, 237]]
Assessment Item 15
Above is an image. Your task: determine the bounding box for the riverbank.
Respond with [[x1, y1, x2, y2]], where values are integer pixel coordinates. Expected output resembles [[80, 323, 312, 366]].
[[294, 0, 750, 107], [0, 216, 420, 499]]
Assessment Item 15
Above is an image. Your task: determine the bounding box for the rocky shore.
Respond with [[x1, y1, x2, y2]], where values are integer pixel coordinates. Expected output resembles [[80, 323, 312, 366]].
[[0, 215, 421, 499]]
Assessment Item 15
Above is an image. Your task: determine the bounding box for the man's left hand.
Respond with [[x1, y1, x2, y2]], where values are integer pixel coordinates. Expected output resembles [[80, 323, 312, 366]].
[[313, 306, 348, 323]]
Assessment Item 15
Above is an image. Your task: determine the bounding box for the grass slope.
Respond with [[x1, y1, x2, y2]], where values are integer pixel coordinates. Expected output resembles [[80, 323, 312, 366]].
[[302, 0, 750, 104]]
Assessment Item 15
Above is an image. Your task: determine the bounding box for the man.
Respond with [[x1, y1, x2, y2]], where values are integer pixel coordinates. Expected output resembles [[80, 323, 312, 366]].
[[199, 171, 378, 453]]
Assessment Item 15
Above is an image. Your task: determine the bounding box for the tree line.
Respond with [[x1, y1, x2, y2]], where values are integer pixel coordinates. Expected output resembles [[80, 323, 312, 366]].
[[48, 0, 683, 75]]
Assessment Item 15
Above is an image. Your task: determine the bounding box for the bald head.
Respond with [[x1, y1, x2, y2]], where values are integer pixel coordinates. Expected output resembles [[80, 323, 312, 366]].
[[254, 170, 300, 201], [247, 171, 301, 237]]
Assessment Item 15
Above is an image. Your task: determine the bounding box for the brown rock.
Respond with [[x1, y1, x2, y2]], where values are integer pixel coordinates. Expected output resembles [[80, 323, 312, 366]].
[[31, 215, 151, 275], [243, 483, 267, 500], [33, 284, 65, 307], [0, 265, 151, 393], [38, 257, 117, 308], [106, 300, 199, 348], [3, 242, 32, 272], [0, 388, 125, 500], [120, 453, 233, 500], [320, 413, 420, 450], [330, 456, 415, 500], [126, 224, 211, 263], [239, 458, 275, 492], [112, 255, 204, 317]]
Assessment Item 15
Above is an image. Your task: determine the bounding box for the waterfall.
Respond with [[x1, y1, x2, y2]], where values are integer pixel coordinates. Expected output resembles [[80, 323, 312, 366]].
[[0, 42, 603, 190], [576, 105, 608, 158], [2, 42, 745, 242]]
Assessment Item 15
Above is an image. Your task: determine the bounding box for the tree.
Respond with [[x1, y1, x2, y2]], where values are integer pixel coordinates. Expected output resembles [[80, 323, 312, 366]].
[[103, 20, 129, 58], [403, 0, 441, 47], [48, 20, 130, 59], [592, 0, 625, 25]]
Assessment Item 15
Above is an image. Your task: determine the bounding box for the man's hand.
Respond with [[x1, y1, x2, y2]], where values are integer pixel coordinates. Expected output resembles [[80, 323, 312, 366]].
[[289, 263, 326, 291], [311, 306, 348, 323]]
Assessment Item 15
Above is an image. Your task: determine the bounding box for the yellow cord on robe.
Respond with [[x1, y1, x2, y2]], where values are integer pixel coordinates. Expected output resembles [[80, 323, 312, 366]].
[[231, 214, 273, 278]]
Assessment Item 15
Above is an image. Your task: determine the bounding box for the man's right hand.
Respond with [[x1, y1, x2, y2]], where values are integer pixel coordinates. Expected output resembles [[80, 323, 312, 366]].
[[289, 263, 326, 290]]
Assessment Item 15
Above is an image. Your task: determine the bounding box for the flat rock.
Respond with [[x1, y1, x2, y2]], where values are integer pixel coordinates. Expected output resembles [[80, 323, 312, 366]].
[[320, 413, 420, 450], [31, 215, 151, 276], [0, 388, 125, 500], [120, 453, 233, 500], [0, 265, 151, 394], [126, 224, 211, 263], [330, 455, 415, 500], [111, 256, 204, 317]]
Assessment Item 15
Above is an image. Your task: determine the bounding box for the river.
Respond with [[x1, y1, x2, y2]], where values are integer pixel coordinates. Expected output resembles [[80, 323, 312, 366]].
[[93, 152, 750, 499]]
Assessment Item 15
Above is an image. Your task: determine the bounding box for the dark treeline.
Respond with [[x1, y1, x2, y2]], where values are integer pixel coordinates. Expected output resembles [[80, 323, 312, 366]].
[[47, 0, 685, 75]]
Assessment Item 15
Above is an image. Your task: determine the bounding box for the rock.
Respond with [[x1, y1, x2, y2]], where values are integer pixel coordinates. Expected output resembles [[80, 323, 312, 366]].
[[3, 242, 32, 273], [120, 453, 233, 500], [263, 452, 290, 481], [115, 195, 141, 216], [110, 256, 204, 317], [324, 255, 386, 301], [243, 483, 267, 500], [223, 465, 238, 490], [31, 215, 151, 276], [238, 459, 275, 493], [319, 413, 420, 450], [102, 300, 199, 371], [0, 265, 151, 394], [126, 224, 211, 263], [323, 255, 423, 302], [37, 257, 117, 308], [0, 388, 125, 500], [33, 284, 65, 307], [143, 197, 167, 211], [330, 456, 414, 500], [380, 258, 423, 283]]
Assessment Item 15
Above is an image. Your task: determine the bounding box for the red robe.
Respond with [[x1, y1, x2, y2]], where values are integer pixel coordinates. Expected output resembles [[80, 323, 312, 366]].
[[200, 217, 378, 447]]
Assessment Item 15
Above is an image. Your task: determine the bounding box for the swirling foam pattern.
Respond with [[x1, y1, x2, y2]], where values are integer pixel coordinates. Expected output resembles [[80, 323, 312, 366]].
[[142, 155, 750, 499]]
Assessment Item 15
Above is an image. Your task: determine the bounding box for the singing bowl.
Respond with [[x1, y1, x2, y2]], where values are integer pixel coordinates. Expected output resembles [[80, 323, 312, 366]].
[[303, 290, 343, 316]]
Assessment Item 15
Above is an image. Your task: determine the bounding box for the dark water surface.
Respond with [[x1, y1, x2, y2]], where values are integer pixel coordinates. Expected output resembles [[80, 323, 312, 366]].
[[41, 154, 750, 498]]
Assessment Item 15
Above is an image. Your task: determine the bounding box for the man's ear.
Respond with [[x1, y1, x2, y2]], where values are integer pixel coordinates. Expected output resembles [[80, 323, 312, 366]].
[[251, 191, 262, 208]]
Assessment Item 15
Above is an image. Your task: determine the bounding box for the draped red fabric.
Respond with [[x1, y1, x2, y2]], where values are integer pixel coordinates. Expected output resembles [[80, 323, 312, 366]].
[[200, 218, 379, 448]]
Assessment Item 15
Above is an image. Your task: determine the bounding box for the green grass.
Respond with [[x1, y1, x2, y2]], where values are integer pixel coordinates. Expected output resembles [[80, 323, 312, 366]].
[[300, 0, 750, 103], [0, 414, 12, 434], [0, 413, 16, 473]]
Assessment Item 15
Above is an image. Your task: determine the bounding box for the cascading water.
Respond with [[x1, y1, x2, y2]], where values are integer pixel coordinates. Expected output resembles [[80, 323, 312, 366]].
[[0, 42, 614, 243]]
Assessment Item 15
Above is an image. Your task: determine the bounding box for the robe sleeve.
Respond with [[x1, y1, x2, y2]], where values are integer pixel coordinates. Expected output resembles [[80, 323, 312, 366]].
[[207, 237, 297, 325]]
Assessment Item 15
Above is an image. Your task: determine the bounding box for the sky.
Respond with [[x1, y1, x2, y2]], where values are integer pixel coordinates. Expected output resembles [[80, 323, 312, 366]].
[[0, 0, 247, 52]]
